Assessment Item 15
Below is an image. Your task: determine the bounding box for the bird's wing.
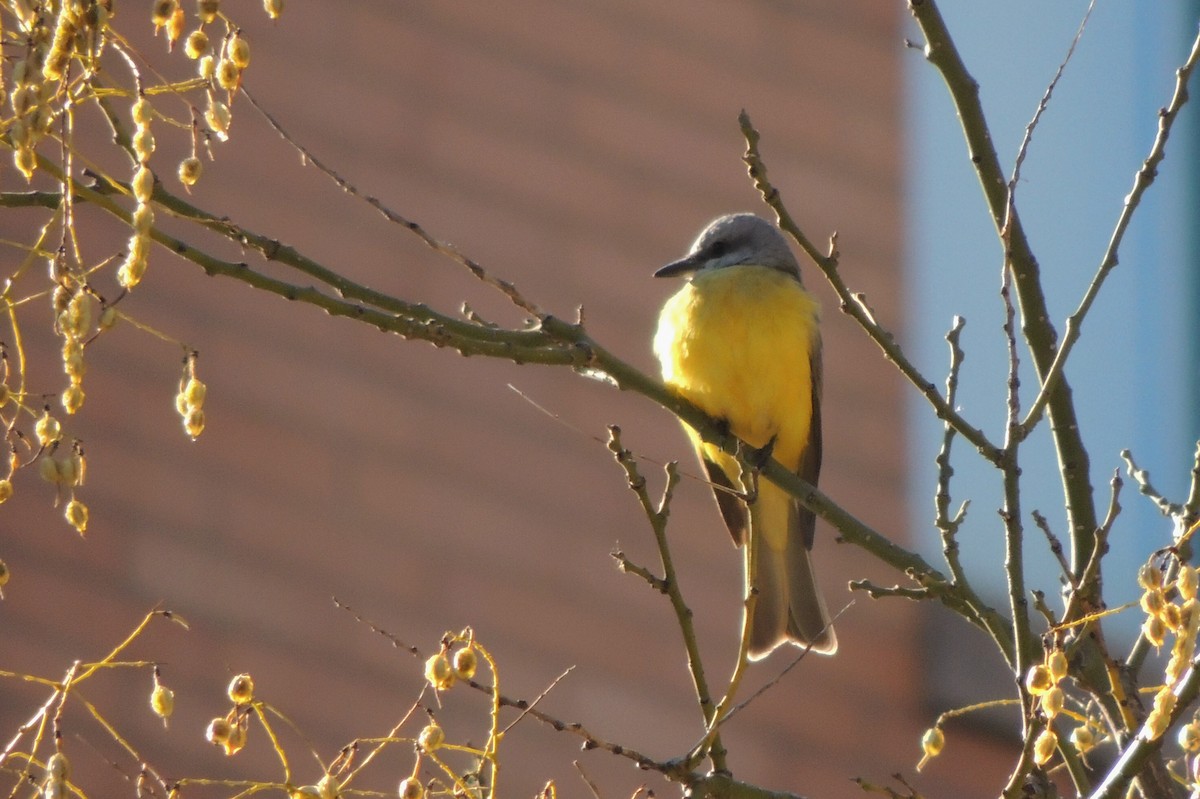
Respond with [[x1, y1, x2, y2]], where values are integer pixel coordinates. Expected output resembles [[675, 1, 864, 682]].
[[701, 457, 748, 547]]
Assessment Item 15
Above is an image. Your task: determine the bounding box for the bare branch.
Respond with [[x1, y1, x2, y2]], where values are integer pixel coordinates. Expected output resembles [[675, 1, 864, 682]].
[[240, 87, 543, 318], [1020, 25, 1200, 436], [1122, 449, 1184, 518], [738, 110, 1002, 466]]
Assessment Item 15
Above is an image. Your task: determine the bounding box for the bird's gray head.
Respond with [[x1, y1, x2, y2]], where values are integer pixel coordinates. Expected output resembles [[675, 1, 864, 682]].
[[654, 213, 800, 280]]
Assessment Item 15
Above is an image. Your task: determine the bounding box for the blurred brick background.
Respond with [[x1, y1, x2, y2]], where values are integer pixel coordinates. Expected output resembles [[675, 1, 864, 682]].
[[0, 2, 1015, 797]]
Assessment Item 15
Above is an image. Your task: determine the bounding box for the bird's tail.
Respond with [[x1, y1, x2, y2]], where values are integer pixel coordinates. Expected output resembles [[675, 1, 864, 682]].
[[746, 482, 837, 659]]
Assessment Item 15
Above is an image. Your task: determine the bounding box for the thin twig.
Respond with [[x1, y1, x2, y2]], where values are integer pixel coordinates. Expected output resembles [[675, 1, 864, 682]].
[[240, 86, 543, 317], [1121, 449, 1183, 518], [1020, 24, 1200, 437], [1184, 441, 1200, 528], [909, 0, 1101, 595], [1031, 510, 1072, 587], [1006, 0, 1096, 201], [934, 317, 969, 561], [738, 111, 1003, 467], [605, 426, 725, 773], [499, 667, 574, 736]]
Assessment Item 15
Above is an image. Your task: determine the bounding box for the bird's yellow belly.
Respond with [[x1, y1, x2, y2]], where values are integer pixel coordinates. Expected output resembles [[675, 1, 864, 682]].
[[654, 265, 819, 470]]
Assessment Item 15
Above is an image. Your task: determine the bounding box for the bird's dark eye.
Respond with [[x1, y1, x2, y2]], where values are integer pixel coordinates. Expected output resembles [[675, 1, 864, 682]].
[[707, 240, 729, 258]]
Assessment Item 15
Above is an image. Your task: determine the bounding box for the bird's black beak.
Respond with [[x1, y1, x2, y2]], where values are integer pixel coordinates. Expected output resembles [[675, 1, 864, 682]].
[[654, 254, 702, 278]]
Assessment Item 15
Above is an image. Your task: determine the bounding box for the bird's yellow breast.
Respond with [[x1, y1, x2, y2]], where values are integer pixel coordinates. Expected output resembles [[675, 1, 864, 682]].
[[654, 265, 819, 470]]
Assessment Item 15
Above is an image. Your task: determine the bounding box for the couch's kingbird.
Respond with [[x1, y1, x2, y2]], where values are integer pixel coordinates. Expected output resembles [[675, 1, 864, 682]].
[[653, 213, 836, 659]]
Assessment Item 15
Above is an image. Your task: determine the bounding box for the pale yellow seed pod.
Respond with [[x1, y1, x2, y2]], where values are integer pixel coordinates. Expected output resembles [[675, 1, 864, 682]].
[[1163, 601, 1184, 632], [1154, 688, 1178, 716], [132, 98, 152, 126], [228, 673, 254, 704], [0, 479, 13, 504], [1143, 614, 1168, 648], [133, 203, 155, 235], [42, 46, 69, 82], [132, 166, 154, 203], [227, 34, 250, 69], [42, 778, 66, 799], [398, 777, 423, 799], [117, 261, 144, 290], [216, 58, 239, 91], [56, 454, 77, 486], [452, 647, 477, 680], [15, 146, 37, 180], [175, 391, 190, 418], [39, 456, 60, 484], [1183, 598, 1200, 636], [62, 379, 86, 412], [1025, 664, 1053, 696], [178, 156, 202, 186], [166, 6, 185, 45], [291, 788, 323, 799], [1040, 686, 1064, 719], [424, 653, 455, 691], [1046, 649, 1068, 683], [151, 684, 175, 719], [0, 384, 10, 405], [0, 559, 9, 587], [46, 752, 69, 781], [916, 725, 944, 771], [10, 118, 30, 150], [921, 726, 944, 757], [1070, 724, 1095, 753], [133, 126, 156, 162], [119, 235, 150, 289], [65, 498, 88, 534], [184, 377, 207, 408], [222, 722, 246, 755], [62, 343, 86, 381], [1167, 648, 1190, 686], [67, 291, 93, 336], [34, 102, 53, 133], [1139, 563, 1164, 591], [11, 84, 36, 117], [1032, 728, 1057, 766], [35, 410, 62, 446], [206, 717, 231, 745], [152, 0, 176, 27], [99, 306, 117, 331], [316, 774, 339, 799], [1179, 566, 1199, 602], [1145, 707, 1171, 741], [205, 97, 231, 138], [1141, 588, 1166, 617], [417, 721, 444, 752], [264, 0, 283, 19], [198, 54, 216, 80], [185, 29, 209, 59], [1179, 721, 1200, 752], [197, 0, 220, 23], [184, 407, 205, 439]]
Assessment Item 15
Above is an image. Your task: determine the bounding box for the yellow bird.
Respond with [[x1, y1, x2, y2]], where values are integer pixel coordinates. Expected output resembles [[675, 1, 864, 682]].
[[653, 213, 836, 659]]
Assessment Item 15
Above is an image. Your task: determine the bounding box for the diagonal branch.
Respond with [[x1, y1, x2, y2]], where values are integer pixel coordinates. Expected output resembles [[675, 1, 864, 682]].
[[908, 0, 1100, 596], [738, 111, 1003, 466], [1019, 25, 1200, 438]]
